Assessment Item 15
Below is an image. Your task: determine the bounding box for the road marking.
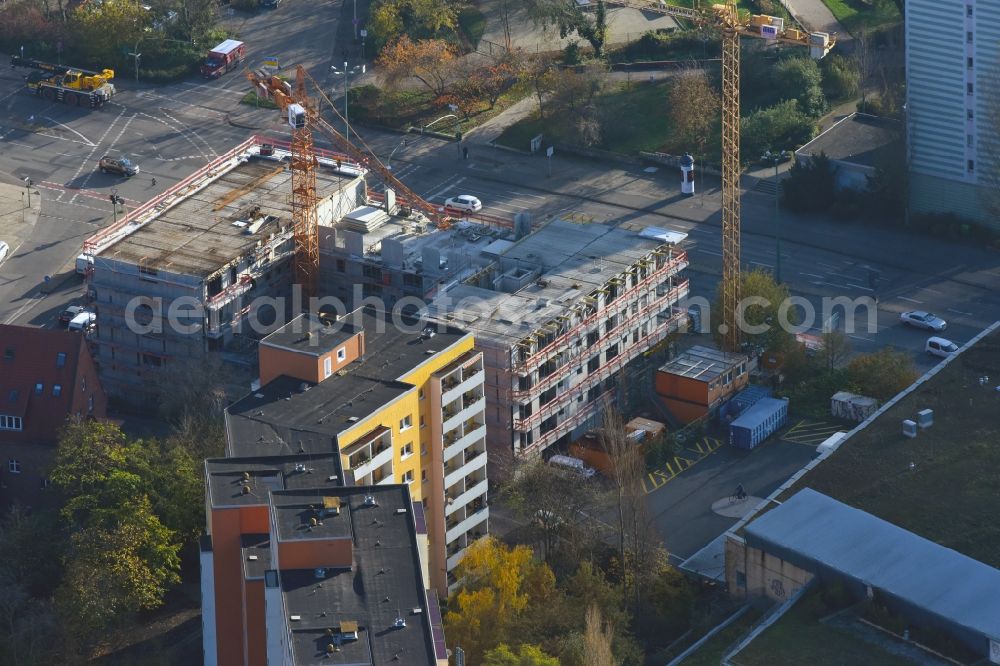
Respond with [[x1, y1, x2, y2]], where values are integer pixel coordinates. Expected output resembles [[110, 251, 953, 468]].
[[800, 272, 824, 279], [751, 261, 774, 269], [507, 190, 548, 201], [899, 296, 923, 304], [426, 175, 465, 201], [4, 291, 43, 325], [697, 248, 723, 256], [39, 116, 96, 146], [924, 288, 944, 295], [643, 437, 722, 494], [66, 106, 127, 204], [947, 308, 973, 316], [847, 283, 874, 292]]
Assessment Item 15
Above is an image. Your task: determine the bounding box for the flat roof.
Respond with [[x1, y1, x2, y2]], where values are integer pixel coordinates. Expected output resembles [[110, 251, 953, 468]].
[[270, 488, 355, 542], [658, 345, 746, 382], [746, 488, 1000, 642], [796, 112, 900, 168], [226, 308, 470, 457], [205, 453, 343, 508], [241, 533, 272, 579], [274, 486, 438, 665], [97, 156, 352, 277], [768, 322, 1000, 568], [260, 313, 361, 357], [423, 218, 680, 347]]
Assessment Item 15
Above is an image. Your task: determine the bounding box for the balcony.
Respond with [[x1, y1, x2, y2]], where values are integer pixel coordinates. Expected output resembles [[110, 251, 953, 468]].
[[445, 476, 488, 516], [444, 448, 488, 488], [444, 424, 486, 464], [352, 442, 393, 480], [441, 365, 485, 406], [206, 274, 253, 311], [446, 504, 490, 544], [442, 398, 484, 434]]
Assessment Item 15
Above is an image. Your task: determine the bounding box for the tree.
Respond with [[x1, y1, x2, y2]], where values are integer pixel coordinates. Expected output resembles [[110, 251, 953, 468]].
[[526, 0, 608, 59], [854, 28, 875, 109], [821, 54, 860, 101], [712, 268, 800, 353], [846, 348, 918, 401], [772, 57, 826, 117], [70, 0, 150, 67], [497, 0, 514, 51], [582, 605, 615, 666], [819, 329, 852, 371], [668, 67, 719, 154], [741, 100, 816, 163], [979, 54, 1000, 218], [445, 538, 556, 663], [377, 36, 460, 97], [780, 151, 838, 213], [483, 643, 560, 666], [368, 0, 460, 51]]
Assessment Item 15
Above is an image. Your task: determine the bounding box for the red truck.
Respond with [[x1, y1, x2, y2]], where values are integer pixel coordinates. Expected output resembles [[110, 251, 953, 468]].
[[200, 39, 246, 79]]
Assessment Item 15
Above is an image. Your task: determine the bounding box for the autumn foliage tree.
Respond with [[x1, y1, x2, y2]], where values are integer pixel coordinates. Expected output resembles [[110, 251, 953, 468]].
[[668, 67, 719, 154], [846, 347, 918, 401], [377, 35, 460, 97]]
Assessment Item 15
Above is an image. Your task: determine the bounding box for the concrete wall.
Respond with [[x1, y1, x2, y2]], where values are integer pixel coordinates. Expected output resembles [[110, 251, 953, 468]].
[[725, 535, 814, 604]]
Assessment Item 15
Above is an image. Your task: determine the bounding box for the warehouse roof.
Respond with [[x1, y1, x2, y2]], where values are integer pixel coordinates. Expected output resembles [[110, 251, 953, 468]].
[[659, 345, 747, 383], [745, 488, 1000, 642]]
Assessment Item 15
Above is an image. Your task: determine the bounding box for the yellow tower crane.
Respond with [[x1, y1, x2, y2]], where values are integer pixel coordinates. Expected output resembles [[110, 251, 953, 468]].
[[247, 66, 456, 301], [608, 0, 835, 351]]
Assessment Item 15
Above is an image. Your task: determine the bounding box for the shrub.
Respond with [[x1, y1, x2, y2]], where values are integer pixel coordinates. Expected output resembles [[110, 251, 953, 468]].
[[821, 54, 859, 101], [741, 99, 816, 161], [772, 56, 826, 116], [615, 30, 718, 62], [139, 63, 197, 83], [780, 152, 838, 213]]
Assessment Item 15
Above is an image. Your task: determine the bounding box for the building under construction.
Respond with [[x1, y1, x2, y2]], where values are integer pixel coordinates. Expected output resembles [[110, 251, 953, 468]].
[[422, 219, 691, 461], [88, 138, 365, 399]]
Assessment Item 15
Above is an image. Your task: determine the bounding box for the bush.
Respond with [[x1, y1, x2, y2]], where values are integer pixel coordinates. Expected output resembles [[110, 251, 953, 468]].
[[614, 30, 718, 62], [741, 99, 816, 162], [139, 64, 196, 83], [780, 152, 838, 213], [821, 54, 859, 101], [772, 56, 826, 116]]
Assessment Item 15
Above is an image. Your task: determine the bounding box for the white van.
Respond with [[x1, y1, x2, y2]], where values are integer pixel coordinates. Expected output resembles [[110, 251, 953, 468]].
[[68, 311, 96, 332], [547, 454, 597, 479], [925, 336, 958, 358]]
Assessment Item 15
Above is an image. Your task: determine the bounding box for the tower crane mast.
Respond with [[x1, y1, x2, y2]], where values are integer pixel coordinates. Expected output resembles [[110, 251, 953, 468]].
[[608, 0, 835, 351]]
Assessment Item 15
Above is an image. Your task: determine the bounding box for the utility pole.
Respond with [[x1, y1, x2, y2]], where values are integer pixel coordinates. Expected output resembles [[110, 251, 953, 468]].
[[129, 42, 141, 82], [773, 156, 781, 283], [330, 62, 362, 144], [22, 177, 31, 207]]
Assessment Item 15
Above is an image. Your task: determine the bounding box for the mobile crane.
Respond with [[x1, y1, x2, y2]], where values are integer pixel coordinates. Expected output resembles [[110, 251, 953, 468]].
[[10, 56, 116, 108]]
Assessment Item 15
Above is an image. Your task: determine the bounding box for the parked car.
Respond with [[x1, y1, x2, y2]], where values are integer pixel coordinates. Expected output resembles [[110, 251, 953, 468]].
[[99, 155, 139, 177], [547, 454, 596, 479], [900, 310, 947, 332], [925, 336, 959, 358], [59, 305, 86, 326], [67, 311, 96, 333], [444, 195, 482, 213], [0, 241, 8, 266]]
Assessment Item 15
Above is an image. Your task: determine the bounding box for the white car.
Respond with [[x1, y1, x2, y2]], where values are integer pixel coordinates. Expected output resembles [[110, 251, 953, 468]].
[[444, 195, 482, 213], [0, 241, 8, 265], [900, 310, 947, 332], [925, 336, 959, 358], [68, 311, 96, 333]]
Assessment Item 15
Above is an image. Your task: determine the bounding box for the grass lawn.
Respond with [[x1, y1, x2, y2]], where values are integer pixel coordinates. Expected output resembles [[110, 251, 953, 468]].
[[736, 590, 915, 666], [457, 7, 487, 49], [240, 91, 278, 109], [775, 327, 1000, 568], [678, 607, 764, 666], [822, 0, 901, 35]]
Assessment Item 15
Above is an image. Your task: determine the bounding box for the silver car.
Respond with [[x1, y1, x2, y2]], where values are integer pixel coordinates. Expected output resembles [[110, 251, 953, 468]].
[[900, 310, 947, 332]]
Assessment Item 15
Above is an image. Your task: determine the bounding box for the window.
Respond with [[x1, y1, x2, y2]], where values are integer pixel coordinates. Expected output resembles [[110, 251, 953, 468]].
[[418, 388, 425, 401], [55, 352, 66, 368], [399, 415, 412, 431], [336, 259, 345, 273], [0, 416, 23, 431], [81, 377, 87, 392], [8, 459, 20, 474], [402, 470, 414, 484], [3, 347, 13, 361], [362, 264, 383, 280], [52, 384, 62, 397], [324, 356, 333, 379], [967, 109, 974, 121], [968, 56, 974, 69], [34, 383, 43, 395], [966, 4, 972, 16], [968, 134, 974, 148], [419, 415, 426, 428], [336, 347, 346, 362], [967, 82, 974, 95], [40, 478, 51, 489], [967, 31, 973, 44], [968, 159, 975, 172], [401, 442, 414, 458], [421, 443, 427, 456], [421, 469, 427, 482], [7, 390, 17, 403], [88, 395, 94, 413]]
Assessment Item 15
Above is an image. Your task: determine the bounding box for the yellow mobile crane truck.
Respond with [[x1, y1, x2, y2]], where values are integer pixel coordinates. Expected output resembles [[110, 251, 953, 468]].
[[10, 56, 116, 108]]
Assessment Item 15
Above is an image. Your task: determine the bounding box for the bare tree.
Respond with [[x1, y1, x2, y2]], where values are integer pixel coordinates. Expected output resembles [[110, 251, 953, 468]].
[[497, 0, 514, 51], [855, 29, 875, 110], [582, 605, 615, 666], [820, 329, 852, 371], [601, 405, 656, 611], [667, 66, 719, 154]]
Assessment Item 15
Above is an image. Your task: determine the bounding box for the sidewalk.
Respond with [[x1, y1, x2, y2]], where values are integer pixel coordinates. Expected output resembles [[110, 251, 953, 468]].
[[780, 0, 850, 40], [0, 177, 42, 267]]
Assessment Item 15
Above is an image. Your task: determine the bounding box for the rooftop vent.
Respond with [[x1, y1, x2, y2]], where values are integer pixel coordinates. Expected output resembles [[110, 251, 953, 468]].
[[241, 485, 251, 495], [393, 612, 406, 629], [314, 567, 326, 580], [290, 615, 301, 621], [299, 382, 310, 392], [294, 463, 306, 473], [916, 408, 934, 429], [424, 349, 438, 355], [902, 419, 917, 438], [242, 471, 251, 482], [247, 554, 259, 561], [395, 508, 407, 515], [363, 495, 377, 507], [411, 607, 423, 615], [421, 326, 436, 339], [347, 416, 360, 423]]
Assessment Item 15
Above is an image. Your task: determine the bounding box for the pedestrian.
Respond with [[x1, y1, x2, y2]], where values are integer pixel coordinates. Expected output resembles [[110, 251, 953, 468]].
[[151, 176, 157, 187], [462, 146, 469, 160]]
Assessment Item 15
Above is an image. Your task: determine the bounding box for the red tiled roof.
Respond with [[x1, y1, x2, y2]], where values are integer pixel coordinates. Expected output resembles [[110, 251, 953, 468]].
[[0, 325, 95, 444]]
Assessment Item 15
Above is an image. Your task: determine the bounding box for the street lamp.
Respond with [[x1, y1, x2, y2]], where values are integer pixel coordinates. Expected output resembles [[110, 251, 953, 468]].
[[330, 62, 364, 144], [22, 177, 32, 207], [386, 136, 409, 171], [768, 153, 783, 283]]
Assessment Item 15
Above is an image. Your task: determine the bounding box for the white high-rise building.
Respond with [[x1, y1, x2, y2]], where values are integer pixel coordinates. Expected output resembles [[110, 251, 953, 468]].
[[906, 0, 1000, 228]]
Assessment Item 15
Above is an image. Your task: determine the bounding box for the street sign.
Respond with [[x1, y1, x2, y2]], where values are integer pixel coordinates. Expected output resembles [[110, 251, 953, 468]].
[[546, 146, 554, 157], [263, 57, 280, 68], [530, 134, 543, 153], [360, 29, 367, 37]]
